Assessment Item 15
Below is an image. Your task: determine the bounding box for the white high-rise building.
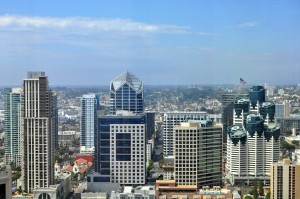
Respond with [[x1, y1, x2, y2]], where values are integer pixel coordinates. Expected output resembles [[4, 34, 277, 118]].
[[80, 94, 99, 148], [110, 122, 146, 185], [163, 112, 207, 156], [226, 86, 280, 185], [21, 72, 56, 193]]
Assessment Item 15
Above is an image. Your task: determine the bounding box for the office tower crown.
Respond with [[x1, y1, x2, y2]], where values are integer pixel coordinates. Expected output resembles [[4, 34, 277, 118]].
[[27, 71, 46, 79], [109, 71, 144, 114], [111, 71, 143, 93]]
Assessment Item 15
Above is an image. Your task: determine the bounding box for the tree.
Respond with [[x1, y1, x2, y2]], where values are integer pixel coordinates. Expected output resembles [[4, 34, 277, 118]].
[[292, 140, 299, 147], [17, 186, 23, 195], [147, 160, 154, 171], [157, 174, 163, 180], [265, 192, 270, 199], [16, 166, 21, 172], [244, 196, 253, 199], [252, 181, 258, 199], [73, 172, 80, 181], [258, 180, 264, 196], [281, 140, 295, 152], [225, 178, 231, 184], [9, 162, 16, 171], [284, 130, 292, 136]]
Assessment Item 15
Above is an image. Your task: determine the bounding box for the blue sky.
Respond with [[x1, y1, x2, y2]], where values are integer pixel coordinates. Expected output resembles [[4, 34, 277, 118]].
[[0, 0, 299, 85]]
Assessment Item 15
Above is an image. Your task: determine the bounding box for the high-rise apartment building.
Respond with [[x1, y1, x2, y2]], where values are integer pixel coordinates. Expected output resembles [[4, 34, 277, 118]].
[[270, 159, 300, 199], [109, 71, 144, 115], [226, 86, 280, 185], [21, 71, 56, 193], [80, 94, 100, 148], [174, 121, 222, 187], [163, 112, 208, 156], [94, 112, 146, 185], [4, 88, 23, 167]]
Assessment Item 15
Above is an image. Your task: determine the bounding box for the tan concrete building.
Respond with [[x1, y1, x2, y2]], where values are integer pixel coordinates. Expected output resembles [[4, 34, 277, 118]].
[[21, 72, 56, 193], [174, 121, 222, 187], [270, 159, 300, 199], [155, 180, 232, 199]]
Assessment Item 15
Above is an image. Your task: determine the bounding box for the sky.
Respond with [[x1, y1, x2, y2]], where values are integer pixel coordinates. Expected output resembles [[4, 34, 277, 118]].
[[0, 0, 300, 86]]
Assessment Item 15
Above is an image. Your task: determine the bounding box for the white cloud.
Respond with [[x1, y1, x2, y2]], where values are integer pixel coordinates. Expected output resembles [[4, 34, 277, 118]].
[[236, 21, 260, 28], [0, 15, 205, 35]]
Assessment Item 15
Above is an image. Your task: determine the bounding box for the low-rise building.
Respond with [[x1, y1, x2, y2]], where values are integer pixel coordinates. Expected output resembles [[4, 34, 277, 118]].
[[80, 146, 95, 155], [58, 131, 78, 146], [56, 158, 92, 180], [111, 186, 155, 199], [81, 192, 108, 199], [33, 173, 72, 199], [155, 180, 232, 199], [87, 172, 120, 193], [76, 154, 93, 164], [0, 164, 12, 199], [162, 156, 174, 180]]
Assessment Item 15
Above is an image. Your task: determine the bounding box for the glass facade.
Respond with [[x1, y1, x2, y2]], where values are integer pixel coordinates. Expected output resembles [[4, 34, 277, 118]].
[[249, 86, 265, 109], [109, 71, 144, 114], [4, 88, 23, 167], [95, 115, 146, 183]]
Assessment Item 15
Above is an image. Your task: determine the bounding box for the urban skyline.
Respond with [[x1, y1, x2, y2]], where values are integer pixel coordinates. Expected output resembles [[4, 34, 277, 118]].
[[0, 1, 300, 86], [1, 70, 300, 198]]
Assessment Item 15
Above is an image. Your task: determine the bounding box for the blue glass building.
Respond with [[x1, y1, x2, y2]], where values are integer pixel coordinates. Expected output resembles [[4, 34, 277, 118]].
[[109, 71, 144, 115], [94, 114, 146, 185], [249, 86, 265, 109]]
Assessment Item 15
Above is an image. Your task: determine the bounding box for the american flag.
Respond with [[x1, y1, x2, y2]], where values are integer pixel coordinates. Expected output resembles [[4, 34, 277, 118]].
[[240, 78, 247, 84]]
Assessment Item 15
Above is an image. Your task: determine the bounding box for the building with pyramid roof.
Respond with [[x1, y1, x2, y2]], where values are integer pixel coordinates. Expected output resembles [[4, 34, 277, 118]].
[[109, 71, 144, 114]]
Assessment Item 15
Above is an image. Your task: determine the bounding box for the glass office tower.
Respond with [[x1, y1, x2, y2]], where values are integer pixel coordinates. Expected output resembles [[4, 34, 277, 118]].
[[109, 71, 144, 114]]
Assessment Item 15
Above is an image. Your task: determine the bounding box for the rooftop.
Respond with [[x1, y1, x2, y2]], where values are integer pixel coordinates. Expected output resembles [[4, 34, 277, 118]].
[[111, 71, 143, 93]]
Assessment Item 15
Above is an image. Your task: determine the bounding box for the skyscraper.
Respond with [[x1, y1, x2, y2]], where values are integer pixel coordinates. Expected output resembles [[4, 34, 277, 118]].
[[226, 86, 280, 185], [174, 121, 222, 187], [93, 113, 146, 185], [221, 93, 248, 143], [21, 71, 56, 193], [270, 159, 300, 199], [163, 112, 208, 156], [80, 94, 100, 148], [109, 71, 144, 115], [4, 88, 23, 167]]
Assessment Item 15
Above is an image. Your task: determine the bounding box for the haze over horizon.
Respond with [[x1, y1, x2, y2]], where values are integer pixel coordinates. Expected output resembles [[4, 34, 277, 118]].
[[0, 0, 299, 86]]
